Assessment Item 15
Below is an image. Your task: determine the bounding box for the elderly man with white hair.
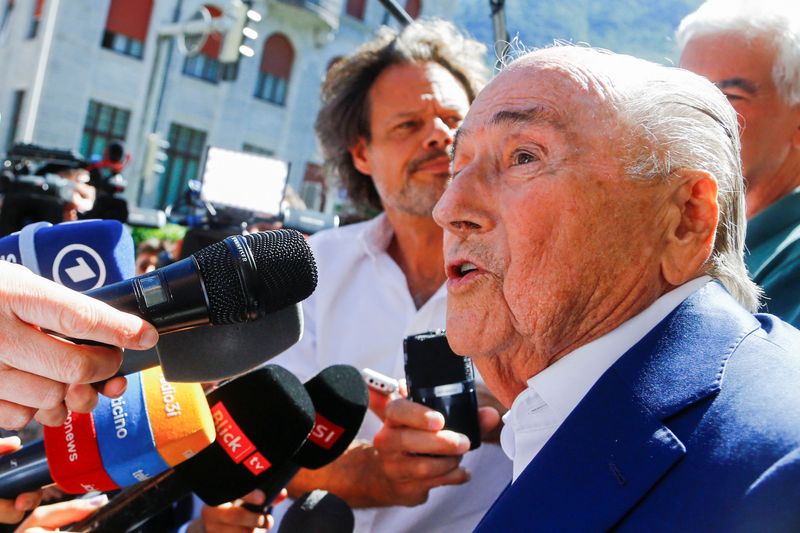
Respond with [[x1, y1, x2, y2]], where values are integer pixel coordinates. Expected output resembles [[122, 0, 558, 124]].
[[432, 45, 800, 531], [678, 0, 800, 327]]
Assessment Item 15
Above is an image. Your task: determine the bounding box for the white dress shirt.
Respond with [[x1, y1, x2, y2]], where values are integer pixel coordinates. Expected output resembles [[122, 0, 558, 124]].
[[269, 214, 512, 533], [500, 276, 711, 481]]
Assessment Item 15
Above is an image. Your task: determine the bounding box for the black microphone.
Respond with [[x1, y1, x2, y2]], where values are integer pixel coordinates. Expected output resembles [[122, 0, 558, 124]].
[[85, 229, 317, 334], [404, 331, 481, 450], [278, 490, 355, 533], [66, 365, 317, 533], [119, 302, 304, 381], [244, 365, 369, 511]]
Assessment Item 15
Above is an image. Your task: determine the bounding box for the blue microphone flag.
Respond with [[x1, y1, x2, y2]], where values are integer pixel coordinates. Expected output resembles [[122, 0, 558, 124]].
[[94, 372, 170, 486], [0, 219, 134, 290]]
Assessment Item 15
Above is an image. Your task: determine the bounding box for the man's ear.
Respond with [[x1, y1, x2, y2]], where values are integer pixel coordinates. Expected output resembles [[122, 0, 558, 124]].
[[660, 169, 719, 286], [350, 137, 372, 177]]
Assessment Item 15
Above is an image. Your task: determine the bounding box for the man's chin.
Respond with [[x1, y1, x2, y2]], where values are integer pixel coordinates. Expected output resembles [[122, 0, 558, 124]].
[[445, 312, 500, 358]]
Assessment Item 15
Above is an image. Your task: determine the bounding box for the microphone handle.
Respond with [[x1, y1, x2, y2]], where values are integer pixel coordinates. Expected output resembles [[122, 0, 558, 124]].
[[241, 462, 301, 514], [68, 469, 190, 533], [84, 256, 210, 334], [0, 439, 53, 499]]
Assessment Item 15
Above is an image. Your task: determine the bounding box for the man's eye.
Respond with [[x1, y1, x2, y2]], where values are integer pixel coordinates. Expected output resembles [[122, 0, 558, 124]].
[[512, 151, 538, 166]]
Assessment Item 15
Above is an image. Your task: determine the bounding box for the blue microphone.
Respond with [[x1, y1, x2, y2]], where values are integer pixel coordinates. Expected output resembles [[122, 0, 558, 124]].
[[0, 219, 134, 290], [93, 372, 170, 487]]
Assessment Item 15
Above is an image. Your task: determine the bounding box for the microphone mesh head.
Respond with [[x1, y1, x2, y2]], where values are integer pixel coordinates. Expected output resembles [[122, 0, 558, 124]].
[[194, 229, 318, 325]]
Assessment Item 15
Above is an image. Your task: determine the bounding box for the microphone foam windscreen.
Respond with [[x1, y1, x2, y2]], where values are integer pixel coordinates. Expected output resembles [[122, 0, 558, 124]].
[[140, 367, 215, 466], [193, 229, 317, 325], [295, 365, 368, 469], [94, 372, 170, 487], [153, 303, 304, 383], [279, 490, 354, 533], [174, 365, 315, 505], [44, 411, 119, 494]]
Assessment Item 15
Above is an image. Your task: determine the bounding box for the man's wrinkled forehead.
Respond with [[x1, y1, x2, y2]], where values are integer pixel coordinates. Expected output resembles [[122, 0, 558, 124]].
[[453, 51, 618, 154]]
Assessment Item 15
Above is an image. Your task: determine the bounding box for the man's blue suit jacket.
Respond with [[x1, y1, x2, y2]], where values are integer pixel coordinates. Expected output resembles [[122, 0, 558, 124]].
[[475, 282, 800, 532]]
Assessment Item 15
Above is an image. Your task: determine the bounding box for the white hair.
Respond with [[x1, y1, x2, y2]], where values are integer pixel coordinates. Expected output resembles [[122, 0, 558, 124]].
[[618, 65, 761, 312], [676, 0, 800, 105], [507, 46, 762, 311]]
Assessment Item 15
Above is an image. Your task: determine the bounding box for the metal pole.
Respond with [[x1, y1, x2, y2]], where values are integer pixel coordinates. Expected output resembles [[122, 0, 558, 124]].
[[21, 0, 61, 142], [135, 35, 171, 206], [375, 0, 413, 26], [490, 0, 510, 61], [135, 0, 185, 206]]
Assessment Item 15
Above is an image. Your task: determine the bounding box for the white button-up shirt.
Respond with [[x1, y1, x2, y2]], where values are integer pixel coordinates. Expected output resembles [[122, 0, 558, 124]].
[[270, 214, 511, 533], [501, 277, 711, 481]]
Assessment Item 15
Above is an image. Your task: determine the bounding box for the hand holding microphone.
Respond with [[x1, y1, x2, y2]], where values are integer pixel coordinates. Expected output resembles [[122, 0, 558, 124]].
[[367, 331, 484, 507], [0, 260, 158, 429], [0, 222, 317, 430]]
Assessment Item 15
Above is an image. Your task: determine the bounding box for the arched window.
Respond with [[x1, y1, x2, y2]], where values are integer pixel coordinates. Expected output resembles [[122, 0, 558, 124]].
[[254, 33, 294, 106], [101, 0, 154, 58], [345, 0, 366, 20], [405, 0, 421, 20], [183, 4, 223, 82]]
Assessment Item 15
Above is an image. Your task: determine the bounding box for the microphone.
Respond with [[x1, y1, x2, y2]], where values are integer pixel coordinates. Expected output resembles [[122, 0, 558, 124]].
[[0, 219, 133, 290], [139, 366, 215, 466], [245, 365, 368, 509], [44, 412, 118, 494], [66, 365, 316, 532], [0, 411, 121, 499], [173, 364, 318, 505], [93, 367, 216, 486], [84, 229, 317, 334], [120, 302, 304, 382], [0, 369, 215, 497], [93, 371, 170, 486], [278, 490, 354, 533], [0, 221, 311, 382], [404, 331, 481, 450]]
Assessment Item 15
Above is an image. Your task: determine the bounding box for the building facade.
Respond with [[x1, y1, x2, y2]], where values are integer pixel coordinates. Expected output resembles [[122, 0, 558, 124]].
[[0, 0, 456, 215]]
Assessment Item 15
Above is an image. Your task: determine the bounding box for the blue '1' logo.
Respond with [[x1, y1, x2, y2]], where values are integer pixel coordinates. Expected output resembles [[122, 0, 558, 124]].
[[52, 244, 107, 291]]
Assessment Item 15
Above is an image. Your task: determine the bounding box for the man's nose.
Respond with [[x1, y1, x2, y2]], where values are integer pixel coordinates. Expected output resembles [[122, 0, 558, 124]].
[[433, 166, 492, 236], [424, 117, 455, 150]]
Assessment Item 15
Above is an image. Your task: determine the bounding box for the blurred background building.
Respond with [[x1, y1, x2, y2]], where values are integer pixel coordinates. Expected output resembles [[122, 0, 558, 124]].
[[0, 0, 459, 217], [0, 0, 700, 220]]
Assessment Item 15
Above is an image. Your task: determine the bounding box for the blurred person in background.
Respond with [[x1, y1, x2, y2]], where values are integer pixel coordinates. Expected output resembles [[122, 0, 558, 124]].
[[135, 237, 168, 275], [678, 0, 800, 326], [57, 167, 95, 222]]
